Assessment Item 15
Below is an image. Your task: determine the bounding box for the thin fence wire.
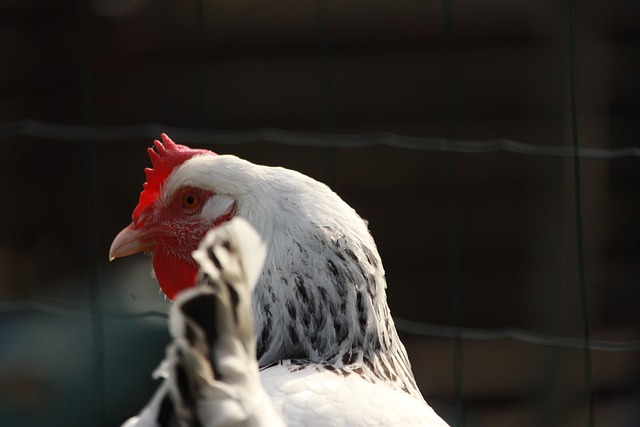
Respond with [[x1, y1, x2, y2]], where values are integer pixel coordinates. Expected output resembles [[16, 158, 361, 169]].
[[568, 0, 595, 425], [1, 120, 639, 158], [441, 0, 465, 425], [2, 296, 639, 352], [75, 1, 105, 425]]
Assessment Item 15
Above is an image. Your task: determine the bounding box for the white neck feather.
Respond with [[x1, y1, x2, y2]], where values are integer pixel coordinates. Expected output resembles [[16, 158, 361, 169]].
[[171, 155, 422, 397]]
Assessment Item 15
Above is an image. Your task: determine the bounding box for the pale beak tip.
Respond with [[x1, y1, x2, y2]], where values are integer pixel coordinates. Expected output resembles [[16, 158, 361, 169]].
[[109, 222, 156, 261]]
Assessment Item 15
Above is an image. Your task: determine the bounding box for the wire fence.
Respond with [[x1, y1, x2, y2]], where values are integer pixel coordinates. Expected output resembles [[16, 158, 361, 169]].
[[2, 295, 639, 352], [2, 1, 639, 427], [2, 120, 640, 158], [2, 118, 639, 426]]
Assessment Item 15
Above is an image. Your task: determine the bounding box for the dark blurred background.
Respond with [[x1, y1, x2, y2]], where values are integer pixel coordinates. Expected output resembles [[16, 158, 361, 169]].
[[1, 1, 639, 426]]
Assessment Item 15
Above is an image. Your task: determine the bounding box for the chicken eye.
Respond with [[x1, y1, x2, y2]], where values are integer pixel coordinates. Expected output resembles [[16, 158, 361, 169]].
[[181, 192, 201, 210]]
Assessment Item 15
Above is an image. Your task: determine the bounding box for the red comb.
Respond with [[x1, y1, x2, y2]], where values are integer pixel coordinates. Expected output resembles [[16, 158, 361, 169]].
[[132, 134, 214, 223]]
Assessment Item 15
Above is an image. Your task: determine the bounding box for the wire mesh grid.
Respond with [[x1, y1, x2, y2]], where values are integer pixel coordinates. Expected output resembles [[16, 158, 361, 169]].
[[1, 1, 639, 427]]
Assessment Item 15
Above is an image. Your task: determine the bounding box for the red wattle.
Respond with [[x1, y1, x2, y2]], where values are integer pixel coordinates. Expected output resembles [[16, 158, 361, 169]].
[[152, 250, 198, 300]]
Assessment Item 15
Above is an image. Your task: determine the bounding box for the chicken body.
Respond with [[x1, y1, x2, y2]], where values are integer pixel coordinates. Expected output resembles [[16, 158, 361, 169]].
[[111, 135, 449, 426]]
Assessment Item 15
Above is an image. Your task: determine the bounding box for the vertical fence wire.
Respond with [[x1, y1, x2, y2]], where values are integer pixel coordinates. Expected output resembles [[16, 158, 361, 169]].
[[568, 0, 595, 425], [315, 0, 337, 188], [441, 1, 464, 425], [197, 0, 216, 128], [76, 1, 105, 426]]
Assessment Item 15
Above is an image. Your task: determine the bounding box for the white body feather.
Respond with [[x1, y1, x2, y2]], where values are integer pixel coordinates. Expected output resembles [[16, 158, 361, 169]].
[[261, 363, 448, 426], [123, 153, 450, 426]]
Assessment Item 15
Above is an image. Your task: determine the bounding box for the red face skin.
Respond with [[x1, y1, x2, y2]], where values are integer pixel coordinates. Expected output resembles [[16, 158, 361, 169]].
[[110, 186, 236, 300]]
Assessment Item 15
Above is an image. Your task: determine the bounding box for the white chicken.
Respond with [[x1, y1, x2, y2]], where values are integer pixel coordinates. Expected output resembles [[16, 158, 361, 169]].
[[110, 134, 449, 426]]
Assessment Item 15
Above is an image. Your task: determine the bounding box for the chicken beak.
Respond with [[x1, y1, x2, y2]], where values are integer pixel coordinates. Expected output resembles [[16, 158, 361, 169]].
[[109, 222, 157, 261]]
